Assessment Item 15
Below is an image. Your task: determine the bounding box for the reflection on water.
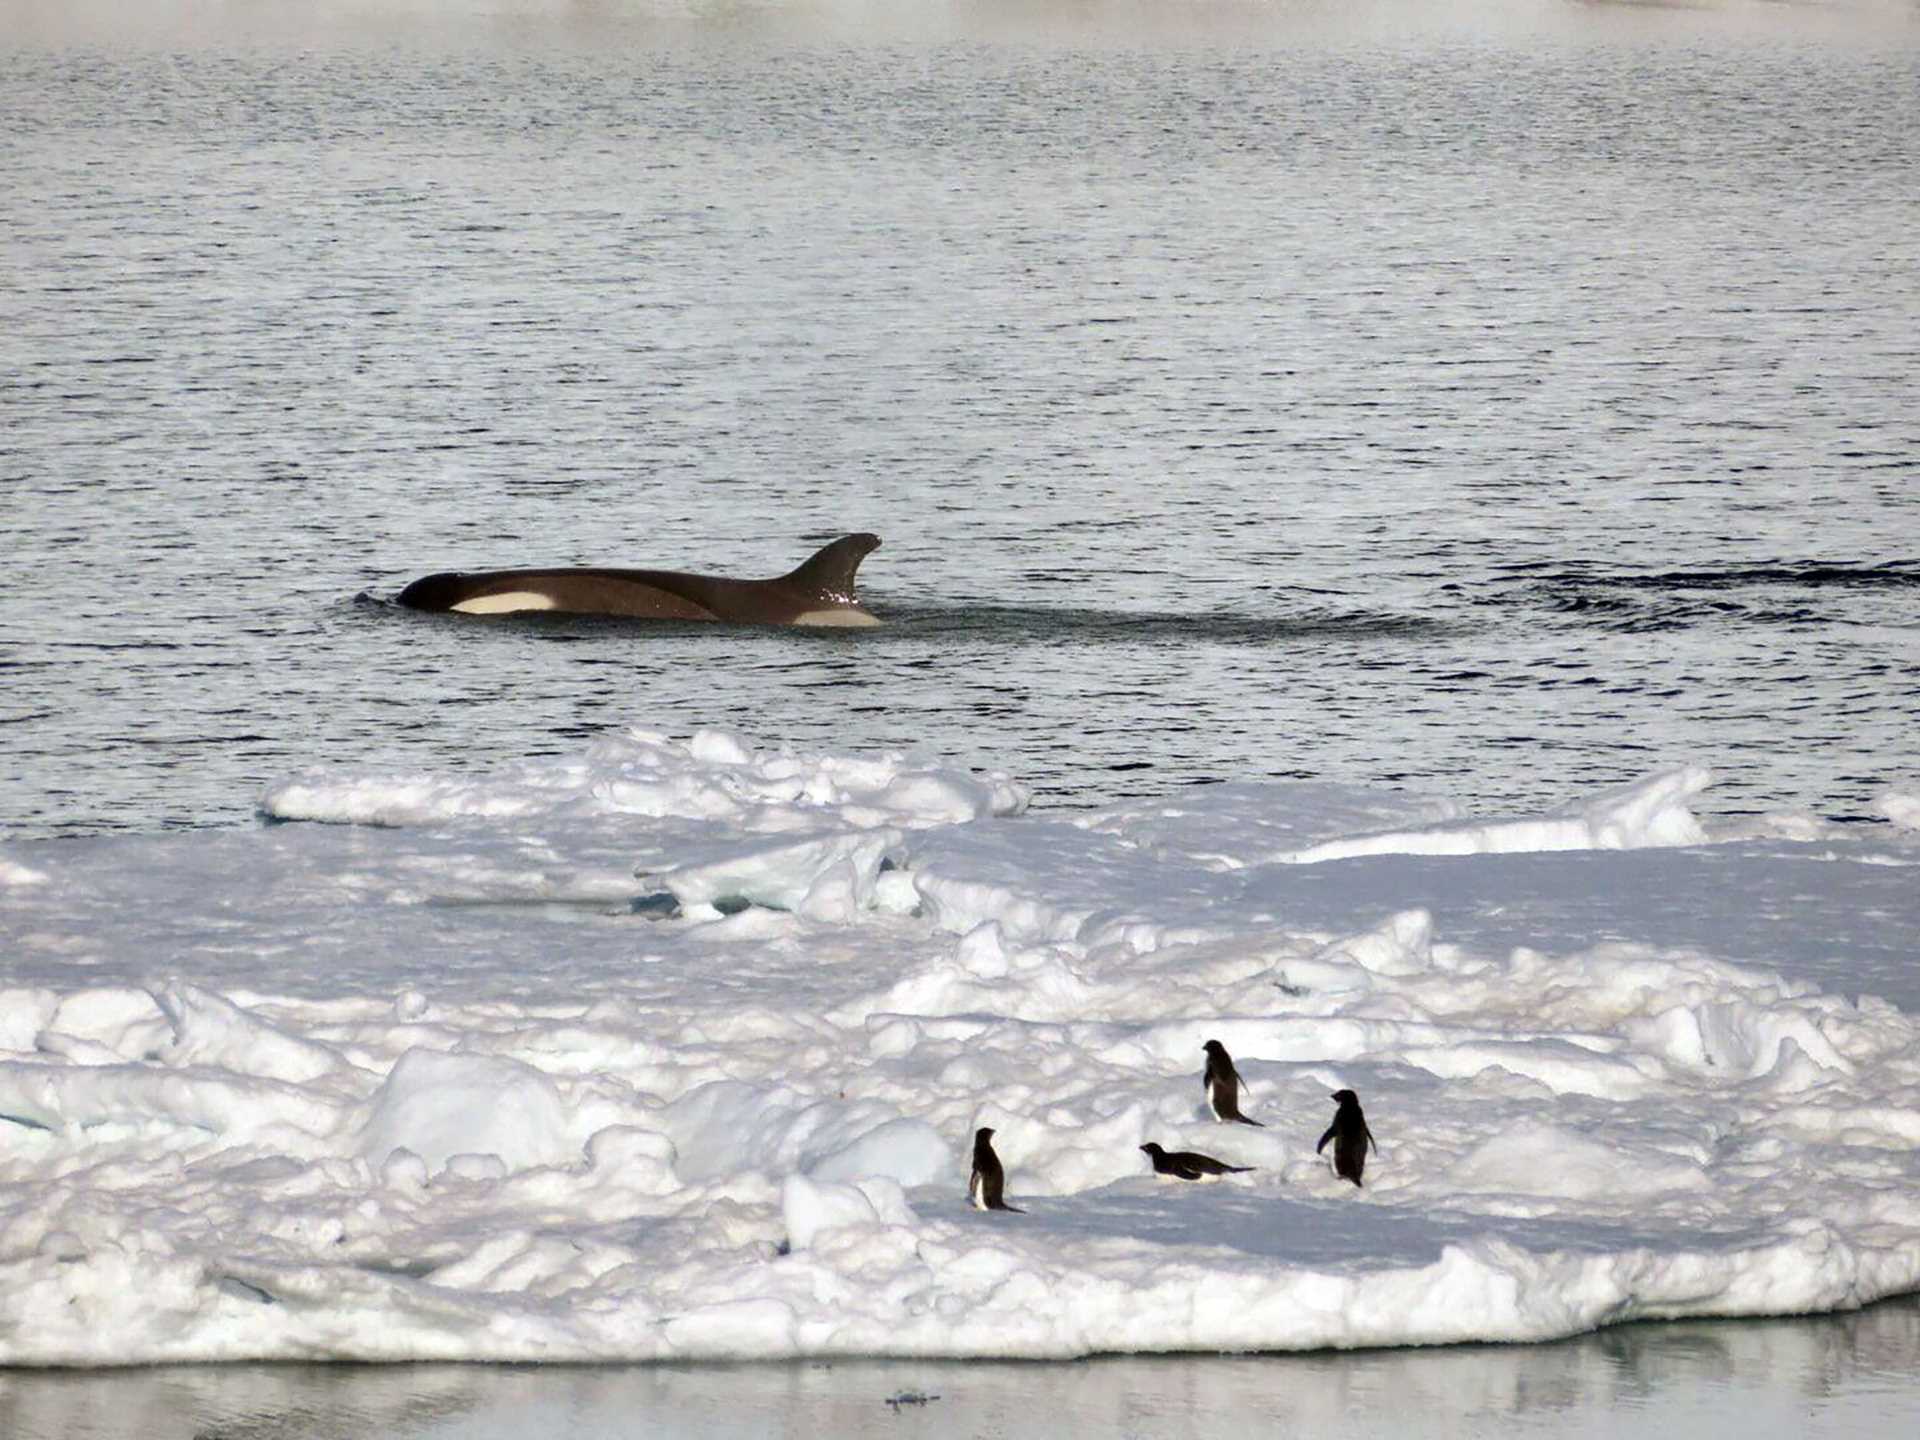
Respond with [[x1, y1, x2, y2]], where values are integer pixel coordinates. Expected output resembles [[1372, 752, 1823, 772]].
[[5, 1297, 1917, 1440], [388, 597, 1446, 648]]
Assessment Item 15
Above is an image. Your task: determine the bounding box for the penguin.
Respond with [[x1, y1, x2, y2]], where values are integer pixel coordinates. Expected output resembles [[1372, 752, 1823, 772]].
[[1139, 1142, 1254, 1181], [968, 1127, 1024, 1213], [1316, 1088, 1377, 1187], [1202, 1039, 1263, 1126]]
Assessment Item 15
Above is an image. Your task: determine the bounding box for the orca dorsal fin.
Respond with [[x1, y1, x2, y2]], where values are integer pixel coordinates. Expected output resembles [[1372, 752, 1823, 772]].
[[782, 533, 879, 602]]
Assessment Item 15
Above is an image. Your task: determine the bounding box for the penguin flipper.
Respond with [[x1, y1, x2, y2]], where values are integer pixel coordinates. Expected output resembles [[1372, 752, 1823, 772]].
[[1316, 1125, 1335, 1153]]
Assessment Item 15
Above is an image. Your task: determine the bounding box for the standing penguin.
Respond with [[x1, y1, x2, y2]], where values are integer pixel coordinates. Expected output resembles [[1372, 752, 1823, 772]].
[[1317, 1089, 1377, 1187], [1202, 1039, 1263, 1126], [968, 1127, 1024, 1213]]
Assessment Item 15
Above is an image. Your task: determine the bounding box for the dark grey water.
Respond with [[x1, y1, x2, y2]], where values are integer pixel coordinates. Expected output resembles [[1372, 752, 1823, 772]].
[[3, 1, 1916, 841]]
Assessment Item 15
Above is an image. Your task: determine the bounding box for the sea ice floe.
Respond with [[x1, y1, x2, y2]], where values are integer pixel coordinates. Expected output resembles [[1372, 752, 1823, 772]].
[[2, 729, 1919, 1364]]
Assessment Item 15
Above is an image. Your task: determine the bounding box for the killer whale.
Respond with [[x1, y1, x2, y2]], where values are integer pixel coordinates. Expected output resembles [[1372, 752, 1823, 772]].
[[397, 533, 881, 627]]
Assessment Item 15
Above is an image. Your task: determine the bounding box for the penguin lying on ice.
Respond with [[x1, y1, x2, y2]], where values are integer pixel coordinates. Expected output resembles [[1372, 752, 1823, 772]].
[[1139, 1142, 1254, 1181]]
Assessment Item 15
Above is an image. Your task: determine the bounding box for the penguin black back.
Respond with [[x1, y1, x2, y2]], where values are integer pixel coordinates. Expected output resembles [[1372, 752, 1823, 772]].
[[969, 1126, 1023, 1213], [1201, 1039, 1263, 1126], [1140, 1142, 1255, 1181], [1316, 1088, 1376, 1187]]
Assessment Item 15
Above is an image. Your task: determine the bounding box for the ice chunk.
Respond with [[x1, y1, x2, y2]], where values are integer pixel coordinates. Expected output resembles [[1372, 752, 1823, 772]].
[[1874, 787, 1920, 831], [357, 1049, 577, 1176], [1275, 766, 1713, 863], [639, 828, 904, 916]]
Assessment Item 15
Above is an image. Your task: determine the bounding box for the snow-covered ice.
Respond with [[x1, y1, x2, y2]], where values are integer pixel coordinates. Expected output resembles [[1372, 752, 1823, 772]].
[[3, 729, 1919, 1365]]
